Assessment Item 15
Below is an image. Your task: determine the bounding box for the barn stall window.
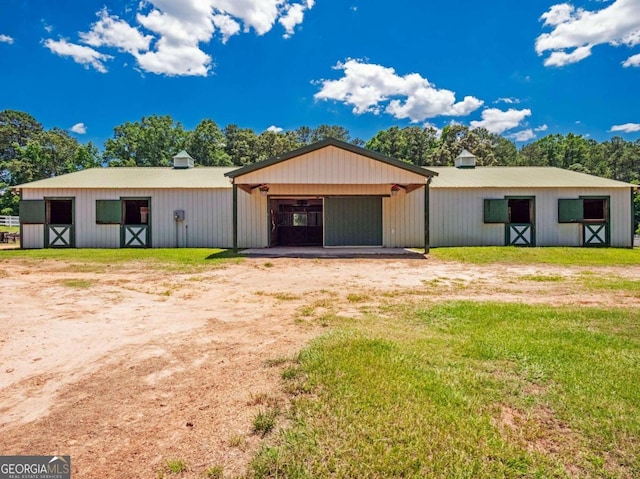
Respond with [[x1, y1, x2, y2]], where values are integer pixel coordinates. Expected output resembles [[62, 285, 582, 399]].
[[47, 199, 73, 225], [558, 197, 610, 247], [558, 198, 608, 223]]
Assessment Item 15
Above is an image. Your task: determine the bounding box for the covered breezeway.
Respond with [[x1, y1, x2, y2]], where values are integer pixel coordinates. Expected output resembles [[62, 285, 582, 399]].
[[225, 139, 436, 252], [268, 196, 383, 248]]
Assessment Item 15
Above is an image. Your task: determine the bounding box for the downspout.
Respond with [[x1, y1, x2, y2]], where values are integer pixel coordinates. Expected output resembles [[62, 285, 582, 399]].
[[424, 177, 432, 254], [232, 180, 238, 254]]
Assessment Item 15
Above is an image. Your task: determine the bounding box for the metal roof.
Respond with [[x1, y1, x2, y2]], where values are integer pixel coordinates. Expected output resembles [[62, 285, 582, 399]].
[[14, 165, 635, 191], [16, 167, 236, 189], [225, 138, 438, 179], [428, 166, 635, 188]]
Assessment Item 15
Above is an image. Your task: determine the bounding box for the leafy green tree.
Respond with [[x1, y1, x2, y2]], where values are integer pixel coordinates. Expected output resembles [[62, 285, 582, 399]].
[[402, 126, 439, 166], [294, 126, 313, 145], [431, 124, 468, 165], [41, 128, 84, 176], [0, 189, 19, 215], [104, 114, 186, 167], [493, 135, 518, 165], [310, 125, 351, 143], [366, 126, 408, 161], [185, 119, 232, 166], [294, 125, 358, 146], [256, 130, 301, 161], [224, 124, 259, 166], [0, 110, 43, 162]]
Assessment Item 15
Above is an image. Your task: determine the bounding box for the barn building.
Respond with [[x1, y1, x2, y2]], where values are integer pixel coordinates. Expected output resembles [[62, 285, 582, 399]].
[[14, 139, 636, 250]]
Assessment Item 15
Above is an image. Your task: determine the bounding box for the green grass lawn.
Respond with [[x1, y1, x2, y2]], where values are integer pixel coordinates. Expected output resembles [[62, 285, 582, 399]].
[[430, 246, 640, 266], [252, 302, 640, 478], [0, 247, 242, 270]]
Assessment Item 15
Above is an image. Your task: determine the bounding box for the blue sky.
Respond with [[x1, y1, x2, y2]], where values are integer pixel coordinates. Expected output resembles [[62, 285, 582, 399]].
[[0, 0, 639, 148]]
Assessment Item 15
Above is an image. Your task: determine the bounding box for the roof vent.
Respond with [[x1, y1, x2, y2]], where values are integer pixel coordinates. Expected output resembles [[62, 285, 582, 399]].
[[173, 150, 195, 169], [455, 149, 476, 169]]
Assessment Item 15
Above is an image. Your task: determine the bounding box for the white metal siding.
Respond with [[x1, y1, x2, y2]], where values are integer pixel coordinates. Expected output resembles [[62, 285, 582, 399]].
[[383, 188, 424, 247], [21, 188, 233, 248], [429, 187, 632, 247], [22, 225, 44, 249], [238, 190, 268, 248], [236, 146, 428, 185], [20, 185, 632, 249]]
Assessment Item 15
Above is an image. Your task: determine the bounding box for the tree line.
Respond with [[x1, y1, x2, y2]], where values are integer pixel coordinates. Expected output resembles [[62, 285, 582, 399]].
[[1, 109, 638, 231]]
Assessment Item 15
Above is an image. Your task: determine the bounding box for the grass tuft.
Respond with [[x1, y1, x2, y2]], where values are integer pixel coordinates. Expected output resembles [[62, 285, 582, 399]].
[[264, 356, 290, 367], [164, 459, 187, 474], [518, 274, 565, 282], [205, 465, 224, 478], [253, 408, 280, 437], [346, 293, 370, 303], [60, 278, 93, 288], [228, 434, 247, 450], [272, 292, 300, 301]]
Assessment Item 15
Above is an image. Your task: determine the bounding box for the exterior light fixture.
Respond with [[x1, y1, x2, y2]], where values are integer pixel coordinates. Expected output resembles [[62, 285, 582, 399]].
[[258, 184, 270, 196], [390, 184, 401, 197]]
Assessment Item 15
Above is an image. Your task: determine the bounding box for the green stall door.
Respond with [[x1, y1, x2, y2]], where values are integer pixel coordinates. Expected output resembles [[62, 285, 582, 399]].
[[324, 197, 382, 247]]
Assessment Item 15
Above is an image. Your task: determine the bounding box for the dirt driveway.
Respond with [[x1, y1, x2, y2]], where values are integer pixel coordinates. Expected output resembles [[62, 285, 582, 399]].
[[1, 256, 638, 478]]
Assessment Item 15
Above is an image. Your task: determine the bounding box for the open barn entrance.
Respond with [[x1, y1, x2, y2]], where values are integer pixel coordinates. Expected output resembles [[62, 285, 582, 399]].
[[270, 198, 323, 246]]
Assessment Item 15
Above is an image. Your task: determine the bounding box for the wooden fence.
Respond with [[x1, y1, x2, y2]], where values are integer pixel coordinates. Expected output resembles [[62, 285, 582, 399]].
[[0, 215, 19, 227]]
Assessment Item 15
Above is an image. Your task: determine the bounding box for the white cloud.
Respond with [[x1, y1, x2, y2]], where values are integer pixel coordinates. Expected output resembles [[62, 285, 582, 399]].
[[70, 122, 87, 134], [610, 122, 640, 132], [210, 0, 314, 36], [470, 108, 532, 134], [43, 39, 113, 73], [135, 40, 212, 76], [0, 34, 14, 44], [536, 0, 640, 67], [314, 59, 483, 122], [495, 97, 520, 105], [510, 129, 536, 142], [508, 123, 548, 142], [541, 3, 575, 27], [212, 14, 240, 43], [279, 3, 306, 39], [266, 125, 284, 133], [43, 1, 315, 76], [543, 45, 593, 66], [80, 8, 152, 54], [623, 52, 640, 66]]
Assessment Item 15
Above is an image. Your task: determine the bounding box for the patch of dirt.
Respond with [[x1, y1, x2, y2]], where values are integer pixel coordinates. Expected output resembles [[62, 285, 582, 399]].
[[496, 404, 584, 476], [1, 256, 639, 478]]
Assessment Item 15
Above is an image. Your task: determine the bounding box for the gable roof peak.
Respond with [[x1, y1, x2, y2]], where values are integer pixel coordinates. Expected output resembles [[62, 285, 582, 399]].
[[225, 138, 437, 179]]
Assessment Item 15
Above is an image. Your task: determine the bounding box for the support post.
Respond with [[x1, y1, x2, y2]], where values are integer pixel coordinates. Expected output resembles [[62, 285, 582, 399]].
[[18, 189, 23, 250], [232, 181, 238, 254], [632, 188, 637, 249], [424, 177, 432, 254]]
